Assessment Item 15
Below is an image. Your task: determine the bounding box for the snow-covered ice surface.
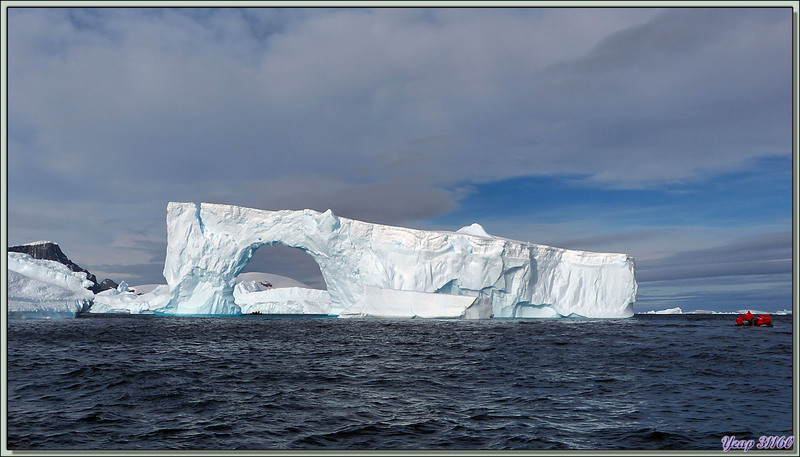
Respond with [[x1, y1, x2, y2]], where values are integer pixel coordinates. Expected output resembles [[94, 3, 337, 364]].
[[233, 283, 331, 315], [128, 284, 161, 295], [90, 283, 170, 314], [8, 252, 94, 319], [232, 272, 329, 314], [8, 252, 95, 293], [160, 203, 637, 318], [456, 223, 495, 238], [17, 240, 56, 246]]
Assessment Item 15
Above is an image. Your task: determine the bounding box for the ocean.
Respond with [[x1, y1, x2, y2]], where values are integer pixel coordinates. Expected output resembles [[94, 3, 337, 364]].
[[6, 314, 794, 450]]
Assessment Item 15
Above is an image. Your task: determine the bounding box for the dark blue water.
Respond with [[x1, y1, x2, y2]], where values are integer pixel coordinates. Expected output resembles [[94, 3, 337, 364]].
[[7, 314, 794, 450]]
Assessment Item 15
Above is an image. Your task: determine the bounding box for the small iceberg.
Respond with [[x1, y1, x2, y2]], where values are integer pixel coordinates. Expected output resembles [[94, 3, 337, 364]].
[[645, 307, 683, 314], [7, 252, 94, 319]]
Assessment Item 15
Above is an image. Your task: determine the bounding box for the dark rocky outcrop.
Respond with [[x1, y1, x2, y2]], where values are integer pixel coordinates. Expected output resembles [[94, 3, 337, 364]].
[[8, 241, 117, 293], [97, 278, 119, 292]]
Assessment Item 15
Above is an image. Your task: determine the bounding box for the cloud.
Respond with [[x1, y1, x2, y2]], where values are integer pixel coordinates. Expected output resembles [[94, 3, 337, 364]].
[[231, 176, 469, 225], [635, 287, 791, 313], [636, 231, 791, 282], [89, 261, 167, 285], [637, 260, 791, 282], [525, 9, 791, 187], [10, 8, 789, 204], [6, 7, 792, 304], [634, 272, 792, 312], [552, 229, 665, 251]]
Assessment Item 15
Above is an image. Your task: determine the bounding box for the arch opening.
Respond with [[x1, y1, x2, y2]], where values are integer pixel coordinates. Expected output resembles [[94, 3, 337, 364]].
[[238, 243, 327, 290], [231, 242, 333, 316]]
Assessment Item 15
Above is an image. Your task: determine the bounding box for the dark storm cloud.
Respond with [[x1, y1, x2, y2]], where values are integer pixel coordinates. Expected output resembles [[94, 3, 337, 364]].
[[234, 177, 467, 226], [634, 267, 792, 312], [554, 229, 664, 251], [527, 8, 791, 187], [552, 8, 745, 73], [637, 260, 791, 282], [635, 285, 791, 313], [655, 231, 791, 266], [89, 261, 168, 285], [636, 232, 792, 282], [10, 8, 789, 210], [110, 239, 167, 263], [7, 210, 65, 233]]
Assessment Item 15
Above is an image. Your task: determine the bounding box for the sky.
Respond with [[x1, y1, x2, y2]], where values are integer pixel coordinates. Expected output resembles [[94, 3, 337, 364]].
[[5, 7, 795, 313]]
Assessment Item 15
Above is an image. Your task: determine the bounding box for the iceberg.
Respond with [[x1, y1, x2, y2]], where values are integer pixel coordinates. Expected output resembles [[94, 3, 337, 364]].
[[90, 283, 170, 314], [8, 252, 94, 318], [159, 202, 637, 318], [645, 307, 683, 314], [9, 240, 117, 293], [233, 282, 331, 314]]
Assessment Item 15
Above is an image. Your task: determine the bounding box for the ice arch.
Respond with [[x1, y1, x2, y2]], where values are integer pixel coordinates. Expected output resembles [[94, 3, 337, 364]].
[[160, 202, 637, 317]]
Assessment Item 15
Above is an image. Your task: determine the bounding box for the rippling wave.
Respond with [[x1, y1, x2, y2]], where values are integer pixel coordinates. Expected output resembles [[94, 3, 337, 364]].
[[7, 314, 794, 450]]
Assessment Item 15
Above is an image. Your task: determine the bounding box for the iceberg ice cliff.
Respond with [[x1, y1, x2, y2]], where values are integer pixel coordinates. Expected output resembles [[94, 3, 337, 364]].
[[339, 286, 492, 319], [160, 202, 637, 318], [8, 252, 95, 318]]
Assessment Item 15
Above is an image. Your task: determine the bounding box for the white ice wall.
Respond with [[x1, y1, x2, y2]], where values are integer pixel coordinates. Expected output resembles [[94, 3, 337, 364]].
[[160, 202, 637, 318], [8, 253, 95, 318]]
